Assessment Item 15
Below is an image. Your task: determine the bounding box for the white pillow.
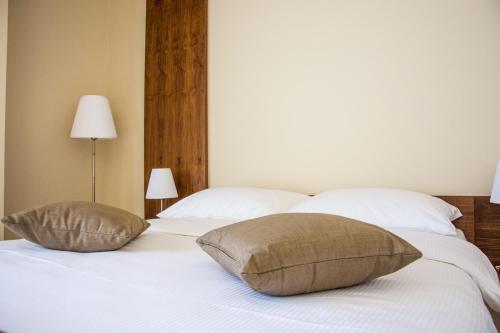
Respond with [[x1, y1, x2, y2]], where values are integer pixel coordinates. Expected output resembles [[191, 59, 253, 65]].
[[288, 188, 461, 235], [158, 187, 309, 220]]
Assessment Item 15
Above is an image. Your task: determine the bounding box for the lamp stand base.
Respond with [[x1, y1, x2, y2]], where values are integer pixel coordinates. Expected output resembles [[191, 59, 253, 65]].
[[91, 138, 97, 203]]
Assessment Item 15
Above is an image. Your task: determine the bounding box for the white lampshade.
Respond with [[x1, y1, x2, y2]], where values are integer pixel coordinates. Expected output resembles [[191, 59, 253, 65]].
[[146, 168, 178, 199], [70, 95, 117, 139], [491, 161, 500, 204]]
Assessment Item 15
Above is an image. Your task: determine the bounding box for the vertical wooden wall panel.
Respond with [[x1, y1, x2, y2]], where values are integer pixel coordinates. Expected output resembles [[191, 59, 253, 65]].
[[145, 0, 207, 219]]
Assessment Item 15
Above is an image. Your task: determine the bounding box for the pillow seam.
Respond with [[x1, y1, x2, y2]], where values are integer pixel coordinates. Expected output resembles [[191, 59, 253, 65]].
[[198, 241, 239, 263], [241, 252, 421, 275], [8, 222, 132, 238]]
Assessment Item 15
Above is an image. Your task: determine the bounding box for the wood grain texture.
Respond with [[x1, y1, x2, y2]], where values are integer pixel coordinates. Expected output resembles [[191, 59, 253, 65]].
[[437, 196, 476, 242], [439, 196, 500, 276], [474, 196, 500, 270], [144, 0, 208, 219]]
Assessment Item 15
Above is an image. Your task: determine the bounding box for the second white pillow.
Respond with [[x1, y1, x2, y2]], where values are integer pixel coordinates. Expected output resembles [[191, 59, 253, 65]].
[[288, 188, 461, 235]]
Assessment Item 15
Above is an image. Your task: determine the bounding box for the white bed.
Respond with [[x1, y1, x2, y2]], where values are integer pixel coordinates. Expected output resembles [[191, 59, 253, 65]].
[[1, 217, 499, 333]]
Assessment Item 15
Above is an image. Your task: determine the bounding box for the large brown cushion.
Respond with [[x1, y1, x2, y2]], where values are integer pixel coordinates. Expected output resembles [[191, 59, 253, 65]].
[[197, 213, 422, 296], [1, 202, 150, 252]]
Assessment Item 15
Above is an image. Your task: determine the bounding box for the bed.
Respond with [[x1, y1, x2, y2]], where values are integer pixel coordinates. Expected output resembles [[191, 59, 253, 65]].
[[1, 215, 499, 333]]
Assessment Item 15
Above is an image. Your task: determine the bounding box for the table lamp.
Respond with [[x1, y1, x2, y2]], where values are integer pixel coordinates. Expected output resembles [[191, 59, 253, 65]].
[[70, 95, 117, 202], [491, 161, 500, 204], [146, 168, 178, 211]]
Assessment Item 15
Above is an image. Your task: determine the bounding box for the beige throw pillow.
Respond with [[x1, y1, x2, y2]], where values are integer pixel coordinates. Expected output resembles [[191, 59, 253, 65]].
[[2, 201, 150, 252], [197, 213, 422, 296]]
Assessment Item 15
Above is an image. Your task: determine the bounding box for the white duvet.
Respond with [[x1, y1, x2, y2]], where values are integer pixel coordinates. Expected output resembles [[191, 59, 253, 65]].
[[0, 218, 499, 333]]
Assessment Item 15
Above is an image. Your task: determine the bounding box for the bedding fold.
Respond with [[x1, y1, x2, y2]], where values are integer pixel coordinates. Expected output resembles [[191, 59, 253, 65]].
[[387, 228, 500, 313]]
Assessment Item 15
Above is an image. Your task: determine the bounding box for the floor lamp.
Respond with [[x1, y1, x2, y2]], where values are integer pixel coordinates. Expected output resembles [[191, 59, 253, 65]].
[[70, 95, 117, 202]]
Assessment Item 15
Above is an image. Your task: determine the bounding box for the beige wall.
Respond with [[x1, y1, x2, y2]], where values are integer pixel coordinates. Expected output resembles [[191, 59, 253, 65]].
[[209, 0, 500, 195], [5, 0, 145, 239], [0, 0, 7, 240], [99, 0, 145, 216]]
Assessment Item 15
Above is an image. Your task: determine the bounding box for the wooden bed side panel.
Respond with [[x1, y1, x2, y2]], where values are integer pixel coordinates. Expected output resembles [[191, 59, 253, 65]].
[[144, 0, 208, 219], [439, 195, 500, 274], [437, 196, 476, 242], [474, 196, 500, 270]]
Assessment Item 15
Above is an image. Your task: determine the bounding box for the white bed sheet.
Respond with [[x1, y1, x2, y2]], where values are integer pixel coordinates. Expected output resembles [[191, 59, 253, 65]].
[[0, 218, 499, 333]]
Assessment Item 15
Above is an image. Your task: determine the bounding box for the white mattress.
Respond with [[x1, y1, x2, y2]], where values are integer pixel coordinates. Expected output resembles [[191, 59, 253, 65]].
[[0, 218, 499, 333]]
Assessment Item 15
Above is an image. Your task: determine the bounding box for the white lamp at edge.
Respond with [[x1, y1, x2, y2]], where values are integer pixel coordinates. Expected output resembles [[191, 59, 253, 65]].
[[491, 161, 500, 204], [146, 168, 178, 212]]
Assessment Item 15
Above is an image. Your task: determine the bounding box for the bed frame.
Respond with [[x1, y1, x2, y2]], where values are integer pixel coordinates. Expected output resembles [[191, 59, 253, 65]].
[[438, 196, 500, 270], [143, 0, 500, 273], [438, 196, 476, 242]]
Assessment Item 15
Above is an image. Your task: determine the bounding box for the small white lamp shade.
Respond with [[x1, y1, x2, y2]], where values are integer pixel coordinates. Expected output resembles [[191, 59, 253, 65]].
[[146, 168, 178, 199], [491, 161, 500, 204], [70, 95, 117, 139]]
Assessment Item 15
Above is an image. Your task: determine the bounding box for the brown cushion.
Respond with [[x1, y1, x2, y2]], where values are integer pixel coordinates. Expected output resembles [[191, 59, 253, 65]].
[[196, 213, 422, 296], [1, 202, 150, 252]]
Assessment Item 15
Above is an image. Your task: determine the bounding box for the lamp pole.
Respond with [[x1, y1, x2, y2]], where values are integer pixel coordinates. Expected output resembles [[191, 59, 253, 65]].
[[91, 138, 96, 203]]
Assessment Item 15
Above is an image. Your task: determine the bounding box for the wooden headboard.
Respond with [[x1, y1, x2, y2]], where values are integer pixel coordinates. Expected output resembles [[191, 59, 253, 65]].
[[437, 196, 476, 242], [439, 196, 500, 271]]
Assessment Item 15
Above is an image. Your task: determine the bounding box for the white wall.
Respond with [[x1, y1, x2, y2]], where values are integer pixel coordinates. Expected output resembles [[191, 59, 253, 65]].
[[209, 0, 500, 195], [0, 0, 7, 240]]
